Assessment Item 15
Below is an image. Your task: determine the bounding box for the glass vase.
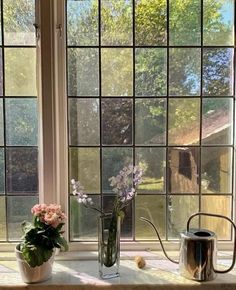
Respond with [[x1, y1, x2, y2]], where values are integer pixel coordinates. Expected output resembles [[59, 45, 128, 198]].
[[98, 213, 121, 279]]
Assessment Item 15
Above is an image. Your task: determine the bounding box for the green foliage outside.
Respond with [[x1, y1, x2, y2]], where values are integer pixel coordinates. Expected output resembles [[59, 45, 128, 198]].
[[101, 0, 132, 45], [169, 0, 201, 45], [67, 0, 233, 148], [135, 0, 167, 45], [135, 48, 167, 96]]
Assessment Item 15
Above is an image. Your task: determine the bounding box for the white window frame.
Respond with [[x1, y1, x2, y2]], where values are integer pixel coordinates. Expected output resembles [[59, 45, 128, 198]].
[[38, 0, 69, 236]]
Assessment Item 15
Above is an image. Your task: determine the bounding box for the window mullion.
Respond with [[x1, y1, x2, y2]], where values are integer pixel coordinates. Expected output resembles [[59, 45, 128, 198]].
[[53, 0, 69, 239], [38, 0, 57, 204]]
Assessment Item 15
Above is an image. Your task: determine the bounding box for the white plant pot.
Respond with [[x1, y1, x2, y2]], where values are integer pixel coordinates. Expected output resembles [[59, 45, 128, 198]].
[[15, 244, 55, 284]]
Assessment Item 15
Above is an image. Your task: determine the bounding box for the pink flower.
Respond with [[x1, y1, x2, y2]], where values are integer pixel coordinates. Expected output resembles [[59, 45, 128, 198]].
[[31, 203, 66, 228], [31, 203, 47, 216], [44, 212, 59, 227], [48, 204, 60, 212], [60, 212, 67, 220]]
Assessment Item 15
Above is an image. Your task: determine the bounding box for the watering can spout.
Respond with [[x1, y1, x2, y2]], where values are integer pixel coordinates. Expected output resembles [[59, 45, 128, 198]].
[[140, 217, 179, 264]]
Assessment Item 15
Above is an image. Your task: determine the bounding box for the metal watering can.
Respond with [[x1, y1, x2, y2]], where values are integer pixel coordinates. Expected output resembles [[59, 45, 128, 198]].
[[141, 212, 236, 281]]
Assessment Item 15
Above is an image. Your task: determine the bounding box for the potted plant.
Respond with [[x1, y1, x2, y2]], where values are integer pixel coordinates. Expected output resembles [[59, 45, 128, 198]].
[[15, 203, 68, 283], [72, 164, 143, 279]]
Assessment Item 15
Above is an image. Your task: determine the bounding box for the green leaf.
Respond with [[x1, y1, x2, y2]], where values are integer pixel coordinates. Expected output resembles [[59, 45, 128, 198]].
[[56, 223, 64, 232], [54, 236, 69, 252], [21, 221, 33, 235], [21, 243, 53, 267]]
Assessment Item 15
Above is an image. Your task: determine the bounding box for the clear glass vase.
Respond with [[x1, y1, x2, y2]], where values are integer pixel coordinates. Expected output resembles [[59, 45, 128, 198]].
[[98, 213, 121, 279]]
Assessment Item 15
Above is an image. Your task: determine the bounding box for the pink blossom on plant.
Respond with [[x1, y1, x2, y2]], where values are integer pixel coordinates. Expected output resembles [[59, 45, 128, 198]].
[[31, 203, 47, 216], [48, 204, 58, 211], [60, 212, 66, 220], [22, 203, 68, 266], [30, 203, 66, 228], [44, 212, 60, 228]]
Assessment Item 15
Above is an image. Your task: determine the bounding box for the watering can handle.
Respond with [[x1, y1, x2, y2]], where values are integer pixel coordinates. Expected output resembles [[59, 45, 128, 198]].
[[187, 212, 236, 274]]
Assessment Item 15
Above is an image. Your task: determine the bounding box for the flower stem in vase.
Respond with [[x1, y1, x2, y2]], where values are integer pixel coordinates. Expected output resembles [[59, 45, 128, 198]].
[[104, 214, 118, 267]]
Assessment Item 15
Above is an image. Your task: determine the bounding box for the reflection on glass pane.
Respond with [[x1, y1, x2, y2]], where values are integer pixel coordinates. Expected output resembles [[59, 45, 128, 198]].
[[135, 0, 166, 46], [68, 48, 99, 96], [136, 148, 165, 194], [168, 147, 199, 194], [70, 196, 100, 241], [69, 98, 99, 145], [6, 99, 38, 146], [168, 195, 199, 239], [201, 195, 231, 240], [0, 149, 4, 194], [0, 197, 6, 240], [6, 148, 38, 195], [203, 48, 233, 96], [0, 49, 3, 96], [102, 147, 132, 193], [169, 48, 201, 96], [135, 195, 165, 240], [3, 0, 35, 45], [201, 147, 232, 194], [101, 0, 132, 45], [135, 48, 167, 96], [169, 98, 200, 145], [0, 99, 3, 145], [7, 196, 38, 241], [101, 48, 132, 96], [135, 99, 166, 145], [5, 48, 36, 96], [102, 98, 132, 145], [69, 148, 100, 193], [67, 0, 98, 46], [203, 0, 234, 46], [103, 196, 132, 239], [169, 0, 201, 45], [202, 98, 233, 145]]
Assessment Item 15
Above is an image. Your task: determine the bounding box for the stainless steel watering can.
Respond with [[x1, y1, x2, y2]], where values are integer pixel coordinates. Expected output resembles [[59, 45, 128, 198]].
[[141, 212, 236, 281]]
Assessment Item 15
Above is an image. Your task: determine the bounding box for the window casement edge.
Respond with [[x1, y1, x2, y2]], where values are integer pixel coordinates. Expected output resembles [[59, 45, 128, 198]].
[[37, 0, 67, 201], [37, 0, 57, 204], [38, 0, 68, 236], [53, 0, 69, 239]]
